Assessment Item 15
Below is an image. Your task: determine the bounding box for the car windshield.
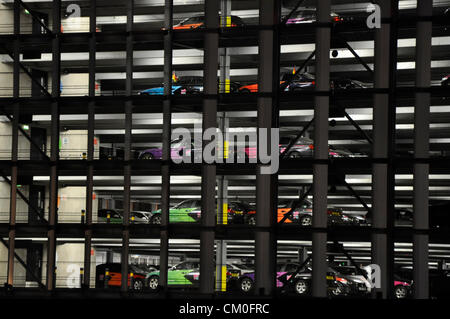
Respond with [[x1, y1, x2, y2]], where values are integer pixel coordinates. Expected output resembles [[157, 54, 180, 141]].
[[233, 263, 252, 270]]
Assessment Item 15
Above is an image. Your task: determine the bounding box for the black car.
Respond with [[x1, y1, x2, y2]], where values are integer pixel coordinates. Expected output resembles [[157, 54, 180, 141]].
[[228, 201, 256, 225], [277, 199, 364, 226], [174, 15, 245, 29], [282, 72, 366, 91], [377, 203, 450, 229]]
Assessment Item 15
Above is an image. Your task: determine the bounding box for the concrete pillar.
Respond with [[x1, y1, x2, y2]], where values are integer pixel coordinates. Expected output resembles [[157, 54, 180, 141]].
[[121, 0, 134, 292], [200, 0, 219, 295], [159, 0, 173, 292], [413, 0, 432, 299], [255, 0, 279, 296], [312, 0, 330, 298], [46, 0, 61, 291]]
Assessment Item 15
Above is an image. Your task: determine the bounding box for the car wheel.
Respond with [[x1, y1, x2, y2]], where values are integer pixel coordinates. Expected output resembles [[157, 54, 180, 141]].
[[247, 215, 256, 226], [133, 279, 144, 291], [394, 285, 408, 299], [240, 277, 253, 293], [148, 275, 159, 290], [150, 214, 162, 225], [294, 279, 309, 295], [288, 151, 303, 159], [330, 283, 344, 296], [239, 88, 251, 94], [299, 215, 312, 226], [140, 153, 154, 160]]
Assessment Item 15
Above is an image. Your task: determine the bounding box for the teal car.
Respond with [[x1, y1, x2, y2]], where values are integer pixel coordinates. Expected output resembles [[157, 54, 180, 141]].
[[150, 200, 201, 224], [146, 261, 200, 290]]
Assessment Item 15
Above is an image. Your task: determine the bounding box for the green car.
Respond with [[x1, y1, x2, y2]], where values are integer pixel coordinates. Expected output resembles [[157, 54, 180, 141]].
[[150, 200, 201, 224], [146, 261, 200, 290]]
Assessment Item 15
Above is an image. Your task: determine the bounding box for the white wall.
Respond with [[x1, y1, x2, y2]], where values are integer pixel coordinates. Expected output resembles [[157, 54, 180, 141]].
[[46, 130, 100, 160], [0, 62, 33, 98], [0, 3, 33, 35], [0, 245, 27, 287], [44, 186, 99, 223], [0, 121, 31, 160], [41, 243, 97, 288], [0, 182, 29, 223]]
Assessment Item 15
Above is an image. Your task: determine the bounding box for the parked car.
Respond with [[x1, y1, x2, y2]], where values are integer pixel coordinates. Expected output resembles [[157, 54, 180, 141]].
[[442, 75, 449, 86], [331, 266, 372, 296], [184, 263, 254, 289], [393, 275, 412, 299], [173, 15, 245, 30], [139, 76, 240, 95], [228, 201, 256, 225], [368, 202, 450, 229], [95, 263, 146, 291], [139, 76, 204, 95], [146, 261, 200, 290], [238, 72, 365, 93], [242, 136, 359, 160], [131, 211, 152, 224], [244, 199, 363, 226], [150, 199, 202, 224], [138, 137, 203, 161], [238, 262, 349, 296], [284, 8, 344, 24], [98, 209, 123, 224], [186, 200, 256, 224], [395, 266, 450, 299]]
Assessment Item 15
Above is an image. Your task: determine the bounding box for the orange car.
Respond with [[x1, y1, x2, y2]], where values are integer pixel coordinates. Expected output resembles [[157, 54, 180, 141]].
[[238, 81, 286, 93], [246, 200, 301, 225], [96, 263, 148, 291], [173, 15, 245, 30]]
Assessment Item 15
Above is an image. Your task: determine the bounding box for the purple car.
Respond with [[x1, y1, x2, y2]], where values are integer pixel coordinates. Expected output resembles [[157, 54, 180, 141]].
[[237, 262, 300, 293], [138, 138, 202, 160]]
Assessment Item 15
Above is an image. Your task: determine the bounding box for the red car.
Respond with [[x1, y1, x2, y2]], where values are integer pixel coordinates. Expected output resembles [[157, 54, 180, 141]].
[[96, 263, 147, 291]]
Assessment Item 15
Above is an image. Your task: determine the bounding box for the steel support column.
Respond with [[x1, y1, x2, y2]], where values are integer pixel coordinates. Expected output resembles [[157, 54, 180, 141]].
[[413, 0, 432, 299], [7, 0, 20, 287], [200, 0, 219, 295], [159, 0, 173, 293], [215, 240, 227, 292], [371, 0, 391, 299], [84, 0, 96, 289], [312, 0, 330, 298], [219, 0, 231, 93], [215, 173, 228, 291], [255, 0, 279, 296], [121, 0, 134, 292], [46, 0, 61, 291]]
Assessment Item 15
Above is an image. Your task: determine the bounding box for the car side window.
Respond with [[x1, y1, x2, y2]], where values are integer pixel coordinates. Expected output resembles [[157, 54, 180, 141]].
[[177, 201, 192, 209]]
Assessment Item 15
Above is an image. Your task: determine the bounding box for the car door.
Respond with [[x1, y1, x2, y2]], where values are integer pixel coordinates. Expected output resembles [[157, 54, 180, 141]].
[[170, 200, 194, 223], [108, 264, 122, 287], [277, 201, 293, 223]]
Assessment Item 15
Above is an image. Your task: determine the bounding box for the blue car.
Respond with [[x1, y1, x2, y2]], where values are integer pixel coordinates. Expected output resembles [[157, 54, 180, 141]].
[[140, 76, 204, 95]]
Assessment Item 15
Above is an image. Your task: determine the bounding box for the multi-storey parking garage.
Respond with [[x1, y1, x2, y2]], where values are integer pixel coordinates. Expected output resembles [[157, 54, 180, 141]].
[[0, 0, 449, 300]]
